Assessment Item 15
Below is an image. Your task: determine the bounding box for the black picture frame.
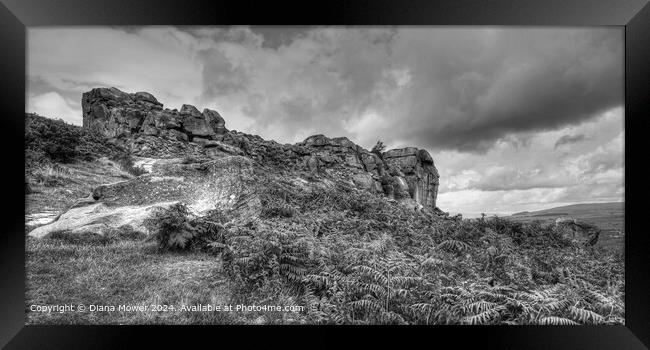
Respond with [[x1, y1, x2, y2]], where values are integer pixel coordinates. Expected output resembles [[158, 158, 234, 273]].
[[1, 0, 649, 348]]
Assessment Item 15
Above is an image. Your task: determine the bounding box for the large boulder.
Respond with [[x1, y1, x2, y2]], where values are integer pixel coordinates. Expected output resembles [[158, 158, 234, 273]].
[[180, 104, 215, 138], [203, 109, 228, 136], [555, 217, 600, 246], [382, 147, 439, 209], [28, 201, 180, 239], [141, 110, 184, 138], [29, 156, 261, 239], [383, 148, 420, 172], [298, 135, 365, 170], [82, 87, 163, 138], [133, 91, 162, 109], [91, 156, 256, 213], [181, 115, 213, 138], [297, 135, 440, 210], [82, 87, 227, 142], [352, 173, 376, 192], [180, 104, 201, 117]]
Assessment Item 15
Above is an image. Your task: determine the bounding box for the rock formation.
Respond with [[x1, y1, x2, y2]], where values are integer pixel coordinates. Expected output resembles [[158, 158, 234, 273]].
[[554, 217, 600, 246], [294, 134, 439, 210], [82, 87, 439, 208], [382, 148, 439, 209], [30, 156, 261, 239], [82, 87, 227, 141], [31, 87, 441, 238]]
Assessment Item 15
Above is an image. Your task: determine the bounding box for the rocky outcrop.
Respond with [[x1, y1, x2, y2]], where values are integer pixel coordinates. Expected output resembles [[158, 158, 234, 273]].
[[82, 87, 228, 141], [383, 147, 439, 209], [28, 156, 261, 239], [81, 87, 440, 210], [27, 88, 442, 239], [555, 217, 600, 246], [28, 201, 180, 239], [295, 135, 439, 210], [91, 156, 258, 214], [298, 135, 366, 170]]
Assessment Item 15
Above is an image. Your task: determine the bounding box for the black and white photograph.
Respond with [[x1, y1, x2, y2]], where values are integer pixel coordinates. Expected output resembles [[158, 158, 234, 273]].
[[24, 26, 625, 325]]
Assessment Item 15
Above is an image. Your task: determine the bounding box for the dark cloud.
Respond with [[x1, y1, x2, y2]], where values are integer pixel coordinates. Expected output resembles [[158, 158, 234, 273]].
[[389, 28, 623, 152], [197, 27, 623, 153], [554, 134, 587, 149], [249, 26, 312, 49]]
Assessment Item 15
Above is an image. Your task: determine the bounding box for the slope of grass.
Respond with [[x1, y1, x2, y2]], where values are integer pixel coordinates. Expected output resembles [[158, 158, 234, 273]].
[[26, 235, 236, 325], [25, 113, 127, 165], [25, 113, 147, 220], [24, 117, 624, 325]]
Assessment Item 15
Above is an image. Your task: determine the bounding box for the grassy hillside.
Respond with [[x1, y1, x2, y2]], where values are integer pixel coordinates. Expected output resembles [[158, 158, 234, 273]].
[[25, 113, 146, 220], [510, 202, 624, 251], [25, 114, 625, 325], [26, 113, 127, 165]]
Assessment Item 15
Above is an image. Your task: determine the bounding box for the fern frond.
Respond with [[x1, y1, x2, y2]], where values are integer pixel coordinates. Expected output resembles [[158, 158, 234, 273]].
[[438, 239, 470, 253], [390, 276, 421, 288], [546, 299, 571, 312], [356, 282, 385, 297], [464, 300, 498, 314], [461, 308, 500, 325], [421, 257, 444, 269], [410, 303, 437, 313], [569, 306, 604, 324], [348, 299, 384, 313], [354, 265, 388, 285], [539, 316, 579, 325]]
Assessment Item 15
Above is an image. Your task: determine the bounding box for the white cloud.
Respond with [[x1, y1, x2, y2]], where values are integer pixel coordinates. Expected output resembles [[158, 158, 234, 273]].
[[28, 27, 204, 115], [27, 92, 82, 125], [436, 107, 623, 214]]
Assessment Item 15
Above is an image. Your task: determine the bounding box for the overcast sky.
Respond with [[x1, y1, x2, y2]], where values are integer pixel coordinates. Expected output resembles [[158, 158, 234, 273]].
[[27, 26, 624, 216]]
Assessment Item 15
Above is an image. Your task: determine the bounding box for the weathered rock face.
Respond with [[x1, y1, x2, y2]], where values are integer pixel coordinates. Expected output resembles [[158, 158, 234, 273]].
[[203, 109, 227, 136], [82, 87, 228, 141], [28, 201, 180, 239], [81, 87, 440, 210], [383, 147, 439, 209], [295, 134, 440, 210], [298, 135, 365, 170], [28, 156, 261, 239], [91, 156, 257, 214]]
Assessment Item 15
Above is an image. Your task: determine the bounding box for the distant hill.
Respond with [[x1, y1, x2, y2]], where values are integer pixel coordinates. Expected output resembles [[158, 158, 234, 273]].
[[509, 202, 624, 250], [511, 202, 623, 217]]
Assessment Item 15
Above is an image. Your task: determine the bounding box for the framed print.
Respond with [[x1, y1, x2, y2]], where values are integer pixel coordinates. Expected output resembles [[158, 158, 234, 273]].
[[1, 0, 649, 348]]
